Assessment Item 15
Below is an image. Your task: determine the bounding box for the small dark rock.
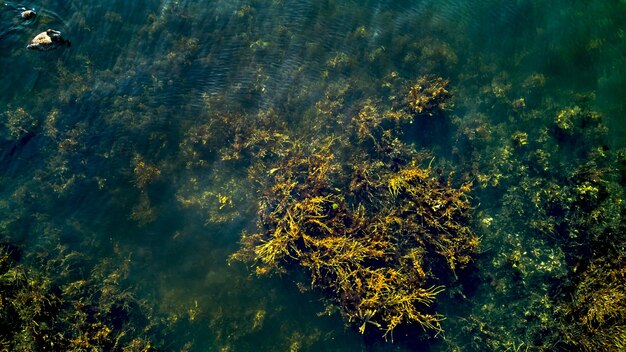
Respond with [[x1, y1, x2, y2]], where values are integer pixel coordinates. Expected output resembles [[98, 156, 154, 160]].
[[21, 10, 36, 20]]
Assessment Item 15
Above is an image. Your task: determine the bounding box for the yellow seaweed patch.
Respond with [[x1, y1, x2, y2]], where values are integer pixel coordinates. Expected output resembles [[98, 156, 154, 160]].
[[229, 83, 478, 337]]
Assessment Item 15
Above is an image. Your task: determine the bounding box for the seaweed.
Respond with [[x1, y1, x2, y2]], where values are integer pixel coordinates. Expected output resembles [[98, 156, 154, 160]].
[[230, 81, 478, 339], [0, 243, 157, 351]]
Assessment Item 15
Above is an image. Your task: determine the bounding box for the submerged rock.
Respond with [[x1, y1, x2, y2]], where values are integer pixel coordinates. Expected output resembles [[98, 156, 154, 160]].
[[26, 29, 70, 51], [21, 9, 36, 20]]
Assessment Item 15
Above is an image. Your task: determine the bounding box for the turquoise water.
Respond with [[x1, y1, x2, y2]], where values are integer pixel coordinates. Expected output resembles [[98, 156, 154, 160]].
[[2, 1, 626, 351]]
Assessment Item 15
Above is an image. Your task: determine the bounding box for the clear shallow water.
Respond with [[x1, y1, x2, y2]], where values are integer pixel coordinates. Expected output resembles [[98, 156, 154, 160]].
[[1, 1, 626, 351]]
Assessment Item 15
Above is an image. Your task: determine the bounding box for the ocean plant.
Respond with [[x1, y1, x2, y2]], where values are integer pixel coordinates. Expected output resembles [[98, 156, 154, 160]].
[[554, 257, 626, 351], [0, 243, 160, 351], [230, 82, 478, 338], [405, 76, 452, 116], [231, 141, 477, 337], [444, 64, 626, 351], [2, 106, 38, 140]]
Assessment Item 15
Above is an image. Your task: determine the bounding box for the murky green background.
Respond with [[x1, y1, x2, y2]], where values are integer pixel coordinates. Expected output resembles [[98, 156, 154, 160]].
[[2, 0, 626, 351]]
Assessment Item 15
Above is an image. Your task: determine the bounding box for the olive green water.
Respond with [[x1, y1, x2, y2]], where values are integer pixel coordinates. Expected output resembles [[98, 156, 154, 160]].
[[1, 1, 626, 351]]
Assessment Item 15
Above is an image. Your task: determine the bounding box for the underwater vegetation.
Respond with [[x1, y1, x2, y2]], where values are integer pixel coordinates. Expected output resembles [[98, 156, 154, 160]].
[[2, 0, 626, 350], [0, 241, 172, 351], [406, 76, 451, 116], [446, 59, 626, 351], [554, 257, 626, 351], [229, 79, 478, 339]]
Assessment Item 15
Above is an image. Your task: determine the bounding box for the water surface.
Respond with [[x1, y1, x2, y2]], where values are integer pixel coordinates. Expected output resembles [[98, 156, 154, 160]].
[[2, 1, 626, 351]]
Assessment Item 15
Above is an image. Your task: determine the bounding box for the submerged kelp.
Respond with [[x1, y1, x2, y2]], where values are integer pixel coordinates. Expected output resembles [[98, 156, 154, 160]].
[[0, 241, 190, 351], [444, 61, 626, 351], [229, 80, 478, 338], [554, 257, 626, 351]]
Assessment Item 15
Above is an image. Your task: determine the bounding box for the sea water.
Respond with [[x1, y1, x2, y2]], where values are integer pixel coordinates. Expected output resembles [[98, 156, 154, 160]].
[[1, 1, 625, 351]]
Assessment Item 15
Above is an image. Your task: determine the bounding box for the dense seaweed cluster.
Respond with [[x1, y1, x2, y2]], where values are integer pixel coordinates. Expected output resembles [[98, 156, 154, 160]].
[[0, 243, 163, 351], [230, 80, 478, 338], [556, 257, 626, 351], [448, 65, 626, 351], [405, 76, 451, 116]]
